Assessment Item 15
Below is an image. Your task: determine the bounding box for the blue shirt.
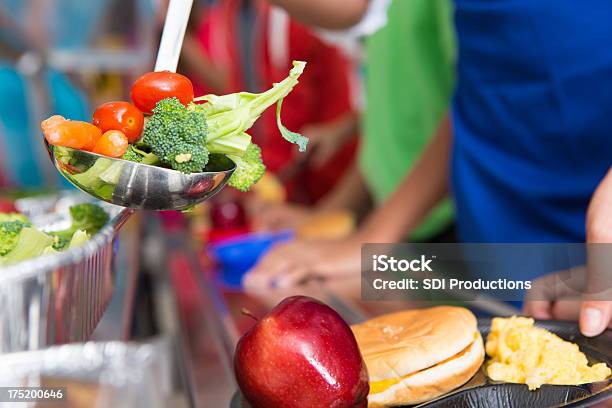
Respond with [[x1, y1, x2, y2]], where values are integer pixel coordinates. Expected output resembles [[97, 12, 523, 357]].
[[0, 65, 87, 187], [451, 0, 612, 243]]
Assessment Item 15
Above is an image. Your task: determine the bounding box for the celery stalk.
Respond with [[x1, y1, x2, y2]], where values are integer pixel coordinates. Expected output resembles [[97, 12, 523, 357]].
[[194, 61, 308, 150], [207, 133, 252, 156]]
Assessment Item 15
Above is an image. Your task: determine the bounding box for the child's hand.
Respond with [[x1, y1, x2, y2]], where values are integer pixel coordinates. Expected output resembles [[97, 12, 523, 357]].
[[243, 237, 362, 290]]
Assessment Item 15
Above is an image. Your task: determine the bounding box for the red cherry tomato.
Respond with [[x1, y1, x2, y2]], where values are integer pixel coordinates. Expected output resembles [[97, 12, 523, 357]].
[[130, 71, 194, 114], [92, 101, 145, 143], [92, 130, 129, 158]]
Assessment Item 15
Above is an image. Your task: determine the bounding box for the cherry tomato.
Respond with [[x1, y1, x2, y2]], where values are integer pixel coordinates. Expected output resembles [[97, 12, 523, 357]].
[[92, 130, 129, 158], [92, 101, 145, 143], [41, 116, 102, 151], [130, 71, 194, 114]]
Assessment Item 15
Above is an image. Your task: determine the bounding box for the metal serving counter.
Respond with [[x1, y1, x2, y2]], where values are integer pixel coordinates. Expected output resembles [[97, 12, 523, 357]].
[[0, 198, 194, 407], [157, 222, 522, 408]]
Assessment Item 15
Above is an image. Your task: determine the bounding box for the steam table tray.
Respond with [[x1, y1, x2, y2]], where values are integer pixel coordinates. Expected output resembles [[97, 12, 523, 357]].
[[0, 195, 131, 353], [231, 319, 612, 408]]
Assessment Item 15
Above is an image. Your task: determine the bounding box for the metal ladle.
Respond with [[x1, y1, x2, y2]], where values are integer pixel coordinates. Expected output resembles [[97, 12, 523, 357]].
[[45, 0, 235, 211]]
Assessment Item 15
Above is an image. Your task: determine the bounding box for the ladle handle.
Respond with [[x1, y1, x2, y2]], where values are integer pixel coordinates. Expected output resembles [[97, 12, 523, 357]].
[[154, 0, 194, 72]]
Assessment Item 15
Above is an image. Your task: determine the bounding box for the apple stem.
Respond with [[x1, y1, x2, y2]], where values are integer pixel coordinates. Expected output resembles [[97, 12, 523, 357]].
[[241, 308, 259, 321]]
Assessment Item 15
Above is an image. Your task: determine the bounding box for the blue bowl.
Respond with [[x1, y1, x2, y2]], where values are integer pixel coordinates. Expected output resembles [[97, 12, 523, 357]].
[[209, 231, 293, 288]]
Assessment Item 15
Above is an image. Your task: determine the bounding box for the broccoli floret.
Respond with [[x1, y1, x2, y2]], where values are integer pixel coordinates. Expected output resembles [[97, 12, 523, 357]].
[[49, 203, 109, 244], [0, 219, 30, 256], [121, 145, 145, 162], [67, 203, 109, 235], [121, 144, 160, 165], [142, 97, 209, 173], [227, 143, 266, 192]]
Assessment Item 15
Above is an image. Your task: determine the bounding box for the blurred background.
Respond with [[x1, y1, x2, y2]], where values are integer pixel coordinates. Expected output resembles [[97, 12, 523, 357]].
[[0, 0, 157, 188]]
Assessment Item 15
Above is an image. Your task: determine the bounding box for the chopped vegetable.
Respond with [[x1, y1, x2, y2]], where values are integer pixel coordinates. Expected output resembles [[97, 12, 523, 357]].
[[0, 204, 110, 266], [44, 61, 309, 193], [0, 218, 30, 256], [48, 203, 110, 245], [131, 71, 194, 114], [92, 130, 129, 158], [42, 245, 60, 256], [141, 97, 209, 173], [226, 143, 266, 192], [61, 150, 124, 201], [121, 144, 160, 165], [1, 227, 53, 265], [70, 158, 115, 193], [68, 229, 90, 248], [123, 61, 307, 191], [93, 101, 144, 143], [206, 131, 252, 156], [195, 61, 308, 151], [276, 98, 308, 152], [42, 115, 102, 151]]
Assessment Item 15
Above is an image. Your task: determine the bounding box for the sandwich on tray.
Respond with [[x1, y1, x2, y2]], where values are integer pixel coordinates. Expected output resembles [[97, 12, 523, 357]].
[[351, 306, 484, 407]]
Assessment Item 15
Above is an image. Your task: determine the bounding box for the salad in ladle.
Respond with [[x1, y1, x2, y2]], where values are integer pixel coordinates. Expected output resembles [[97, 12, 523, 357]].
[[42, 61, 308, 192]]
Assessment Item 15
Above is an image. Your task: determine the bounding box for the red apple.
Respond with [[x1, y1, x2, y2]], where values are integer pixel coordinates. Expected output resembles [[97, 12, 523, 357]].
[[234, 296, 369, 408]]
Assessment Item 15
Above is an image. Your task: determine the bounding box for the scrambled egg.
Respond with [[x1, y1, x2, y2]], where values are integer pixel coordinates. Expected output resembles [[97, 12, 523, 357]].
[[485, 316, 611, 390]]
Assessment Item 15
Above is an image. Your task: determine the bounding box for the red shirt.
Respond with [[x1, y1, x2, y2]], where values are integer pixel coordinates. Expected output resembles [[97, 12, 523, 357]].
[[194, 0, 357, 202]]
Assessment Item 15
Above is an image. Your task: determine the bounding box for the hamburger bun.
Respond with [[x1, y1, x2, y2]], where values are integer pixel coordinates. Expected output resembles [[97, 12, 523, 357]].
[[351, 306, 484, 407]]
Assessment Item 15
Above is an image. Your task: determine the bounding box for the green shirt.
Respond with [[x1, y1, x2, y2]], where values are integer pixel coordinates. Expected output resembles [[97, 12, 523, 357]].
[[359, 0, 455, 240]]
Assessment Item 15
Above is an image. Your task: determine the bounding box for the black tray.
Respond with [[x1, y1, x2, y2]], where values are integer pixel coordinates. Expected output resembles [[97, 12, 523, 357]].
[[231, 319, 611, 408]]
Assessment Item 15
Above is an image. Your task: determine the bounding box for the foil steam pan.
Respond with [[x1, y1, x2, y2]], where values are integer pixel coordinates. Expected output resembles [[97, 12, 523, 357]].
[[0, 194, 131, 353], [0, 340, 171, 408]]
